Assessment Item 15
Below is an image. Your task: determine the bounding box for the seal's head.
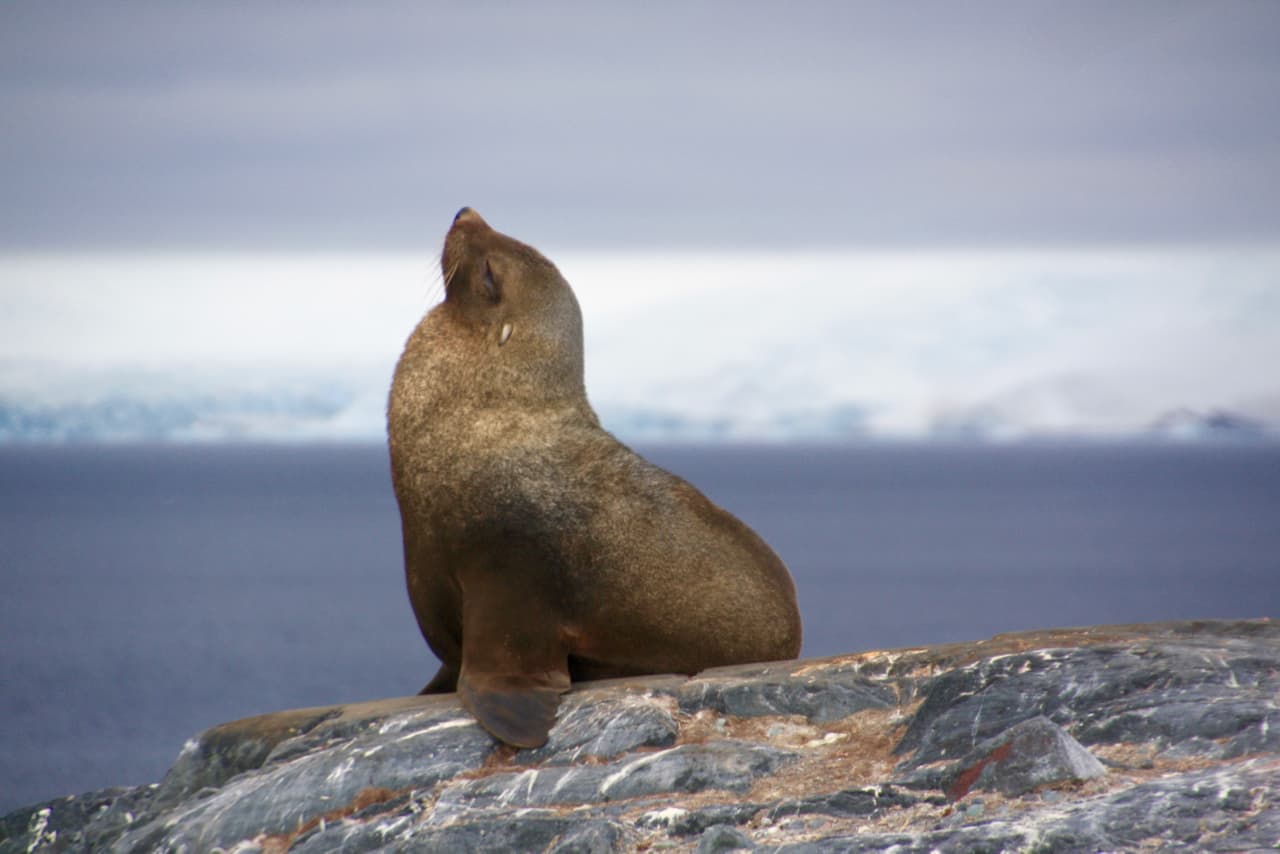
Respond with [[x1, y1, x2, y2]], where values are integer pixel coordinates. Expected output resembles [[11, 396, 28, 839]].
[[439, 207, 585, 394]]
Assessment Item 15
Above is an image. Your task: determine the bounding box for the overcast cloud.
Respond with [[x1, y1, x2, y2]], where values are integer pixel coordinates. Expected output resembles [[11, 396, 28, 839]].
[[3, 1, 1279, 250]]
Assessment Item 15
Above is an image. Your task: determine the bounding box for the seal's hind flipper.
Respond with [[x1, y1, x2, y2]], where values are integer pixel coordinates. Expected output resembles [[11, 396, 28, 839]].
[[420, 661, 459, 695], [459, 671, 567, 747]]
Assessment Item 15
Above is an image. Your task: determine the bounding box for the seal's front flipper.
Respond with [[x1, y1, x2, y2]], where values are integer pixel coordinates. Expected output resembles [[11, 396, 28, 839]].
[[459, 670, 567, 747], [455, 567, 571, 747]]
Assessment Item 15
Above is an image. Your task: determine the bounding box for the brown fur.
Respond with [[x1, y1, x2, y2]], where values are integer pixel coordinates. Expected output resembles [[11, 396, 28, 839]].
[[387, 208, 802, 746]]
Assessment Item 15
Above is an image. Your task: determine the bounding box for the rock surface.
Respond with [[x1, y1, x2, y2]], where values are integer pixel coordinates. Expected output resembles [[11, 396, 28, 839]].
[[3, 619, 1278, 852]]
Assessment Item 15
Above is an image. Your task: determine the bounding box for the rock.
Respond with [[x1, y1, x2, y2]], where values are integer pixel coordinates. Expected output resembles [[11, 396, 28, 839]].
[[435, 741, 795, 817], [152, 705, 342, 807], [697, 823, 756, 852], [515, 692, 679, 765], [943, 716, 1106, 799], [637, 802, 766, 837], [678, 661, 896, 723], [2, 619, 1278, 853], [765, 785, 940, 822], [114, 701, 495, 852], [799, 759, 1280, 853], [0, 786, 157, 854], [892, 620, 1280, 766], [290, 814, 632, 853]]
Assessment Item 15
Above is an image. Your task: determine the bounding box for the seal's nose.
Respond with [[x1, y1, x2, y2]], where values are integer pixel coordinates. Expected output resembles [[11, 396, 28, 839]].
[[453, 207, 486, 226]]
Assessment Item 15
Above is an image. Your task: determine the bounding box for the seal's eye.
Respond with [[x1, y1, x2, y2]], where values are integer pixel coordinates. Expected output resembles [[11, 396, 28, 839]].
[[481, 260, 501, 303]]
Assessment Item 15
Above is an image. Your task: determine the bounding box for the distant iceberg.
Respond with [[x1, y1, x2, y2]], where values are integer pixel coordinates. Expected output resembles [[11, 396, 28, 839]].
[[0, 368, 365, 443], [2, 375, 1274, 444], [1148, 408, 1273, 442]]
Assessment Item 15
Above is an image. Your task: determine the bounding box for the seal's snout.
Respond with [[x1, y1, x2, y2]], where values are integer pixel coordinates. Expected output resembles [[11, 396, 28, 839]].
[[453, 207, 487, 228], [443, 207, 492, 288]]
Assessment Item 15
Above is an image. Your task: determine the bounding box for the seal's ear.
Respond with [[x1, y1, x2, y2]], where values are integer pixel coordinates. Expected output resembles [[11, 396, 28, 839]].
[[480, 259, 502, 303]]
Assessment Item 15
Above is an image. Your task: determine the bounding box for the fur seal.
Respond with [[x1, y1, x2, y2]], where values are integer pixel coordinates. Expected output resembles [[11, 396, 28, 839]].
[[387, 208, 802, 747]]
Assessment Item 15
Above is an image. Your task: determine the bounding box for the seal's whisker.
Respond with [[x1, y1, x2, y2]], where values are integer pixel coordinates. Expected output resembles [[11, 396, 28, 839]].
[[423, 263, 448, 306]]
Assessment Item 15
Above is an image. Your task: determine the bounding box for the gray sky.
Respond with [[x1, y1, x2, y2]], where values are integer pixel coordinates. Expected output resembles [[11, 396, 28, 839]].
[[3, 1, 1279, 250]]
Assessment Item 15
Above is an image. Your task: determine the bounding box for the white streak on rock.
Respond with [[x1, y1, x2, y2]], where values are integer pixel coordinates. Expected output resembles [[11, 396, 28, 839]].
[[378, 713, 426, 735], [26, 808, 54, 854], [642, 806, 689, 828], [326, 757, 355, 786], [394, 718, 473, 743], [496, 769, 540, 808], [600, 749, 671, 798]]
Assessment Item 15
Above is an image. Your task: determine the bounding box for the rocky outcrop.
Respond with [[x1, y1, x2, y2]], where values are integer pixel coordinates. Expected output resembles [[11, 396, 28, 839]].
[[3, 619, 1278, 852]]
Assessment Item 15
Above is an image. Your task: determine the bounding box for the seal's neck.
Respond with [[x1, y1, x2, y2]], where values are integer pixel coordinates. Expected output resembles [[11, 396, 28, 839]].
[[402, 301, 593, 419]]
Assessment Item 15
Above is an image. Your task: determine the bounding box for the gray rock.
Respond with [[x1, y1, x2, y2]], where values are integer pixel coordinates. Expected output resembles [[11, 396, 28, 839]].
[[515, 693, 678, 765], [680, 665, 895, 723], [437, 741, 796, 812], [364, 816, 631, 853], [769, 827, 1030, 853], [286, 796, 420, 854], [1161, 735, 1222, 758], [772, 756, 1280, 852], [1222, 713, 1280, 758], [152, 704, 340, 806], [697, 823, 756, 852], [942, 715, 1105, 799], [549, 820, 630, 853], [636, 802, 765, 836], [600, 741, 795, 801], [111, 707, 493, 852], [893, 627, 1280, 769], [290, 806, 630, 854], [0, 785, 156, 854], [4, 619, 1278, 854], [765, 785, 939, 821]]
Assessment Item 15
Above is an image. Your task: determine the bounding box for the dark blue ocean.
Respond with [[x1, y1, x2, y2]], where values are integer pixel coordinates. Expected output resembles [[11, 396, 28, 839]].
[[2, 442, 1279, 814]]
